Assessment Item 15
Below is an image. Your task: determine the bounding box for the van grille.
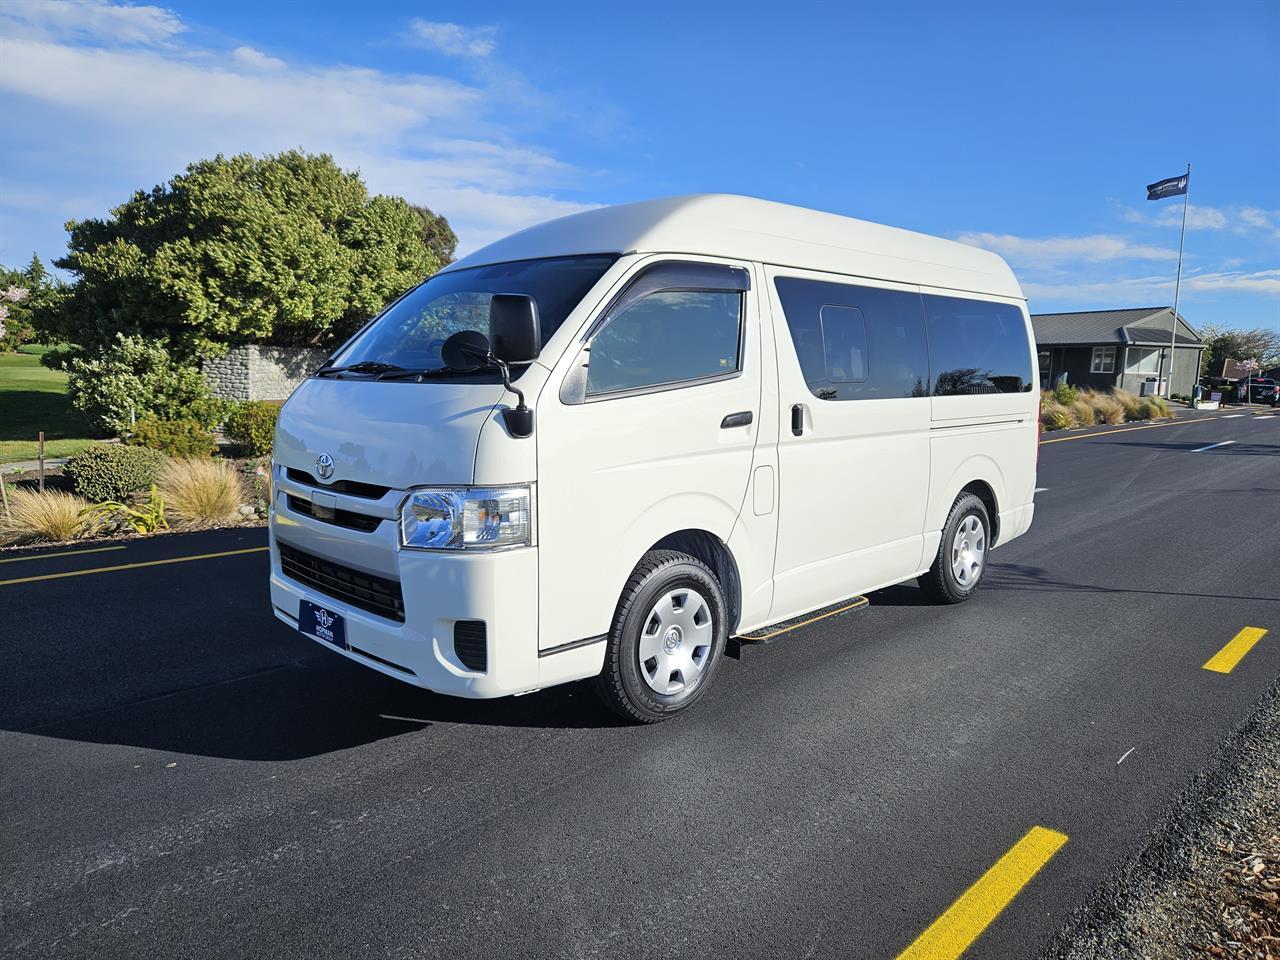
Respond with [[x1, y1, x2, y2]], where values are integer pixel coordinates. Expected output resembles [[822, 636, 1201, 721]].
[[453, 620, 488, 672], [278, 542, 405, 622], [287, 495, 382, 533], [287, 468, 390, 500]]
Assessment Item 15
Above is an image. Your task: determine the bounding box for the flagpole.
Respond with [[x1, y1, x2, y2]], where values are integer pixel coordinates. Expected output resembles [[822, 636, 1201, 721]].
[[1166, 162, 1190, 397]]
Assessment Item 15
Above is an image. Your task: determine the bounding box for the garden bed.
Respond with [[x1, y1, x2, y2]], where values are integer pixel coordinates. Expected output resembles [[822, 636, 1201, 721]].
[[1, 453, 270, 550]]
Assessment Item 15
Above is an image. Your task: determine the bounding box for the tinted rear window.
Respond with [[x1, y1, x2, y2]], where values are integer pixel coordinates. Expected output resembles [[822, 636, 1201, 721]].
[[923, 295, 1033, 395]]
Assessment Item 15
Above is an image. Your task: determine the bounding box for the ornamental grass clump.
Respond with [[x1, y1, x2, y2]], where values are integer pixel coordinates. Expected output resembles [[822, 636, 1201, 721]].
[[1139, 395, 1172, 419], [1070, 397, 1097, 427], [158, 457, 244, 526], [1082, 389, 1125, 425], [0, 488, 90, 545], [1040, 399, 1072, 431], [1113, 387, 1143, 420]]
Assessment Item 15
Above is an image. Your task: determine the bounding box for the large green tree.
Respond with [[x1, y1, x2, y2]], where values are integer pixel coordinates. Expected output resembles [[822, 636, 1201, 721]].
[[38, 151, 451, 360]]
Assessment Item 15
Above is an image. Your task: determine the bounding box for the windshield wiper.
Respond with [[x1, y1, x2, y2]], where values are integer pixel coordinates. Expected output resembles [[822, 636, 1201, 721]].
[[314, 361, 406, 378], [374, 367, 485, 381]]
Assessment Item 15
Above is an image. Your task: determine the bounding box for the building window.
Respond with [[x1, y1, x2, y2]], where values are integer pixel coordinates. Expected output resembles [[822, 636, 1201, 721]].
[[1125, 347, 1162, 374], [1091, 346, 1116, 374]]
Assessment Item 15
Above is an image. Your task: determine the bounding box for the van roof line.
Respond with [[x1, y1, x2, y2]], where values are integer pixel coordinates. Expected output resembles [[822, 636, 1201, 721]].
[[443, 194, 1024, 301]]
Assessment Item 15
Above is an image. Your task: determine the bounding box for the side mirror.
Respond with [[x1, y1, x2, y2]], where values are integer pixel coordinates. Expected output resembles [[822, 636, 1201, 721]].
[[489, 294, 541, 363], [441, 330, 492, 372]]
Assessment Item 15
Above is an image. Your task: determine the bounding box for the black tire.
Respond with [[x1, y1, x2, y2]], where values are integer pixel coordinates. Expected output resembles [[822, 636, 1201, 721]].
[[918, 493, 991, 604], [592, 550, 728, 724]]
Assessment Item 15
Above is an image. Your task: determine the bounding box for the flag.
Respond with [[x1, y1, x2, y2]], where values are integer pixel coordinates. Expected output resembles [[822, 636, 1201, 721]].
[[1147, 173, 1189, 201]]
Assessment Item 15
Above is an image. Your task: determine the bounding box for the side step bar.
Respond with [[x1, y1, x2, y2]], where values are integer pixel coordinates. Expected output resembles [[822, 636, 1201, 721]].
[[724, 596, 869, 660]]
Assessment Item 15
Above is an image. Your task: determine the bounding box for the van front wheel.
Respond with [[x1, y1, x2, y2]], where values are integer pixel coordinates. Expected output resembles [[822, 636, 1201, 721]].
[[918, 493, 991, 604], [593, 550, 727, 724]]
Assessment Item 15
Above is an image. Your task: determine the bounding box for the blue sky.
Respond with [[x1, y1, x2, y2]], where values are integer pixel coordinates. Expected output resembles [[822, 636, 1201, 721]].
[[1, 0, 1277, 330]]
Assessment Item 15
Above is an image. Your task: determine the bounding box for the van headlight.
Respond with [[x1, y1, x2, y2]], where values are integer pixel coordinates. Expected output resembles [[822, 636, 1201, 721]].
[[400, 486, 532, 551]]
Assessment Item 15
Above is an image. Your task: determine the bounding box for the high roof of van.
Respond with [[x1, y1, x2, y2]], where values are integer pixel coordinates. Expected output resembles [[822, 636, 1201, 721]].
[[444, 194, 1024, 301]]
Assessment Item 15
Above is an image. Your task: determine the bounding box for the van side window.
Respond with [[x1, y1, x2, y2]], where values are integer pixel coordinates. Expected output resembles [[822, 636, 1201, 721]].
[[774, 277, 929, 401], [924, 295, 1033, 395], [585, 290, 742, 397]]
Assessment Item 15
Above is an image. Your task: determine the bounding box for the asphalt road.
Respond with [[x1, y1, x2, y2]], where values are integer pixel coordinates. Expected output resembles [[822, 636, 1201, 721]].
[[2, 409, 1278, 960]]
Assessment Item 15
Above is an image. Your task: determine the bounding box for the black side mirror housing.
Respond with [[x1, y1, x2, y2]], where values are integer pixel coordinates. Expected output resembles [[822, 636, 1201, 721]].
[[489, 294, 541, 363]]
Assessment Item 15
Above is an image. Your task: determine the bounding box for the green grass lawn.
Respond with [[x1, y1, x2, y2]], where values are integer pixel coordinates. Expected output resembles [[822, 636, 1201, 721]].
[[0, 346, 101, 463]]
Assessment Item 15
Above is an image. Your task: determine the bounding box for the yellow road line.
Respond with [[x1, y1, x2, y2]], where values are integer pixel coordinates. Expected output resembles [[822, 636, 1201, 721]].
[[1203, 627, 1268, 674], [0, 545, 127, 565], [0, 546, 268, 587], [1040, 418, 1198, 445], [895, 826, 1068, 960], [736, 596, 868, 641]]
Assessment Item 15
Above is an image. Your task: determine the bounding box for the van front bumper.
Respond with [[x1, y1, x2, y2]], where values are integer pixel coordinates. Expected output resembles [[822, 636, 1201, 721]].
[[269, 519, 542, 700]]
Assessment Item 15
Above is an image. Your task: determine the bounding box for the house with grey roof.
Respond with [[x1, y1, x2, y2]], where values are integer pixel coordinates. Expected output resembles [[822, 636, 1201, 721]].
[[1030, 306, 1204, 397]]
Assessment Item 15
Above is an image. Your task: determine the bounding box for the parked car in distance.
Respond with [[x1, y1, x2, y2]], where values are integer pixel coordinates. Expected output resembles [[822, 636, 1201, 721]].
[[268, 195, 1039, 722], [1235, 376, 1278, 405]]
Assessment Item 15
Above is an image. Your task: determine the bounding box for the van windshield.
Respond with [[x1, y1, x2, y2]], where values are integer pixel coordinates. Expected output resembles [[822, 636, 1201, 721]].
[[330, 254, 617, 375]]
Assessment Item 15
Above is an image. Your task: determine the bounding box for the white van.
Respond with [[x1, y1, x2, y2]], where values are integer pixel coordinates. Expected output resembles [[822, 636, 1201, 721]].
[[269, 195, 1038, 722]]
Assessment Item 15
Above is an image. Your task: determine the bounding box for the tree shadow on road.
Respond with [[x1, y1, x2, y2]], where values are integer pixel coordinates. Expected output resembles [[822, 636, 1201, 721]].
[[1105, 440, 1280, 456], [985, 562, 1280, 604]]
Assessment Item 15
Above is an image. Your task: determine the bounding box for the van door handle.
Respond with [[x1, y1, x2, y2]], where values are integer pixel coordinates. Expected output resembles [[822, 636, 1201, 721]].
[[720, 411, 753, 429], [791, 403, 805, 436]]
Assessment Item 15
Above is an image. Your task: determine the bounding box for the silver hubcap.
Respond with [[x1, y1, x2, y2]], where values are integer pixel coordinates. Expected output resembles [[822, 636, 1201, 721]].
[[950, 514, 986, 587], [638, 587, 713, 697]]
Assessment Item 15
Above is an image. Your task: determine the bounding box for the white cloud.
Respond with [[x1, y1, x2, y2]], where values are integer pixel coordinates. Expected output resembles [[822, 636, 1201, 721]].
[[0, 8, 600, 256], [0, 0, 183, 45], [1120, 203, 1280, 235], [956, 232, 1177, 267], [409, 20, 498, 58], [1024, 269, 1280, 303], [1238, 207, 1278, 230], [231, 46, 285, 71]]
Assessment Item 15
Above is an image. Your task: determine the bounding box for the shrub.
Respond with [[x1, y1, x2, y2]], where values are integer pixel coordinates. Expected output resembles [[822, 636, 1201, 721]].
[[64, 443, 167, 503], [1113, 388, 1142, 420], [1082, 389, 1125, 425], [224, 401, 280, 457], [128, 418, 216, 457], [0, 488, 90, 545], [1041, 401, 1072, 431], [1053, 382, 1079, 406], [158, 457, 244, 525], [58, 333, 227, 435]]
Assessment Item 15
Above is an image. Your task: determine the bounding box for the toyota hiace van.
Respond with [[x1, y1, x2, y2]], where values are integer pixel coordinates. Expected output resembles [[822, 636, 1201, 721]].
[[269, 195, 1038, 722]]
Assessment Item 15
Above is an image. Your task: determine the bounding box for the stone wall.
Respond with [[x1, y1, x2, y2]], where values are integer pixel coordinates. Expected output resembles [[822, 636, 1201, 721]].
[[202, 345, 330, 401]]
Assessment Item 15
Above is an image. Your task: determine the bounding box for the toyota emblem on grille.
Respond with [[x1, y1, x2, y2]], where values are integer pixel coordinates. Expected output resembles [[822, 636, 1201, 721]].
[[315, 453, 335, 480]]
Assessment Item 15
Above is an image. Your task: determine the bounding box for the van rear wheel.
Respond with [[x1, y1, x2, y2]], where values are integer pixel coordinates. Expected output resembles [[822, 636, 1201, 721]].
[[593, 550, 727, 724], [918, 493, 991, 604]]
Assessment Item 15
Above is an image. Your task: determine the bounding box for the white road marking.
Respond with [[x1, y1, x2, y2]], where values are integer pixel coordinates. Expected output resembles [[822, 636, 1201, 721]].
[[1034, 487, 1048, 493], [1221, 414, 1245, 419], [1192, 440, 1236, 453], [1117, 747, 1136, 765]]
